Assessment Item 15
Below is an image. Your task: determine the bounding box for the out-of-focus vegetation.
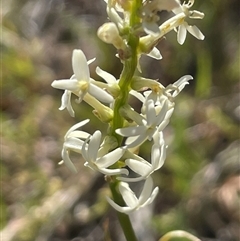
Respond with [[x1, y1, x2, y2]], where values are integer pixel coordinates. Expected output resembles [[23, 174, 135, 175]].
[[1, 0, 239, 241]]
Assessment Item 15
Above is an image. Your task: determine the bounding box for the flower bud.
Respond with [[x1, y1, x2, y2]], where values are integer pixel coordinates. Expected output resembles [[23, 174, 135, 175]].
[[97, 22, 125, 49]]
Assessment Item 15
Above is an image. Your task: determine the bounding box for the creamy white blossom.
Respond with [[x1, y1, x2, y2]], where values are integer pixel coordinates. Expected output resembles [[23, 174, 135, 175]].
[[52, 50, 113, 116], [144, 75, 193, 103], [61, 119, 90, 173], [52, 0, 205, 220], [82, 130, 128, 175], [172, 0, 204, 44], [106, 176, 159, 214], [119, 132, 167, 182], [116, 99, 173, 148]]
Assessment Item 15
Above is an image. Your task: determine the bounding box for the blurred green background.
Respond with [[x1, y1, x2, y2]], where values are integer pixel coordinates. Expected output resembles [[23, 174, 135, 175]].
[[1, 0, 239, 241]]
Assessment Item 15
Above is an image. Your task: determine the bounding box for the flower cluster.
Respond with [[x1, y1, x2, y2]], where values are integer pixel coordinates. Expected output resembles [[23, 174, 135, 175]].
[[52, 0, 204, 215]]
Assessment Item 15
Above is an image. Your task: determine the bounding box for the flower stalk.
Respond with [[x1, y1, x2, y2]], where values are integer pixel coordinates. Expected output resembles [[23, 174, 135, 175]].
[[109, 178, 138, 241], [52, 0, 205, 240]]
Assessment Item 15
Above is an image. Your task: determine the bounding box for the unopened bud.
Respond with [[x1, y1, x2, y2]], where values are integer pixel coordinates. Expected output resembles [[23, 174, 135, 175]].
[[97, 22, 125, 49]]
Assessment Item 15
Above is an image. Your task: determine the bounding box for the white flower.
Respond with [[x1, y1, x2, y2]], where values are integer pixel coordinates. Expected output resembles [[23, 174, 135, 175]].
[[144, 75, 193, 103], [119, 132, 167, 182], [59, 90, 75, 117], [106, 176, 159, 214], [81, 130, 128, 176], [116, 99, 173, 148], [172, 0, 205, 44], [61, 119, 90, 173], [51, 49, 113, 116]]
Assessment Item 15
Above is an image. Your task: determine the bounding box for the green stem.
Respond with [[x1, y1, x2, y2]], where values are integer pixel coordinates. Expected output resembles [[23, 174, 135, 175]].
[[109, 55, 137, 144], [109, 179, 138, 241], [107, 1, 142, 240]]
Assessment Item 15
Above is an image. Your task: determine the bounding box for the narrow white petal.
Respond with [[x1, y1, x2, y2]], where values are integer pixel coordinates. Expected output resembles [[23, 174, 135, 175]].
[[173, 75, 193, 88], [125, 136, 138, 145], [177, 24, 187, 45], [190, 10, 205, 19], [81, 136, 90, 161], [62, 148, 77, 173], [126, 133, 148, 148], [95, 148, 125, 168], [72, 49, 90, 81], [139, 177, 154, 204], [51, 79, 79, 92], [106, 197, 134, 214], [119, 182, 139, 208], [116, 126, 146, 137], [64, 137, 84, 153], [107, 7, 124, 30], [65, 119, 90, 138], [87, 58, 96, 65], [140, 186, 159, 207], [157, 119, 170, 132], [187, 25, 205, 40], [99, 167, 129, 176], [153, 131, 164, 146], [96, 66, 117, 84], [118, 176, 146, 182], [88, 131, 102, 161], [59, 90, 75, 117], [89, 83, 113, 103], [158, 144, 167, 169], [67, 130, 90, 139], [147, 47, 162, 60], [130, 90, 146, 103], [151, 143, 166, 170], [126, 159, 152, 176], [151, 144, 161, 168]]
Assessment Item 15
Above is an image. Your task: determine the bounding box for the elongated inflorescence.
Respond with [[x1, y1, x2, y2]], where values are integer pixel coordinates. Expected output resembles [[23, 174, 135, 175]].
[[52, 0, 204, 215]]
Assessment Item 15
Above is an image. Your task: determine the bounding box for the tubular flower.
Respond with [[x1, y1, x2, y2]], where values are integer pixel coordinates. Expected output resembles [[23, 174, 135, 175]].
[[106, 176, 159, 214]]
